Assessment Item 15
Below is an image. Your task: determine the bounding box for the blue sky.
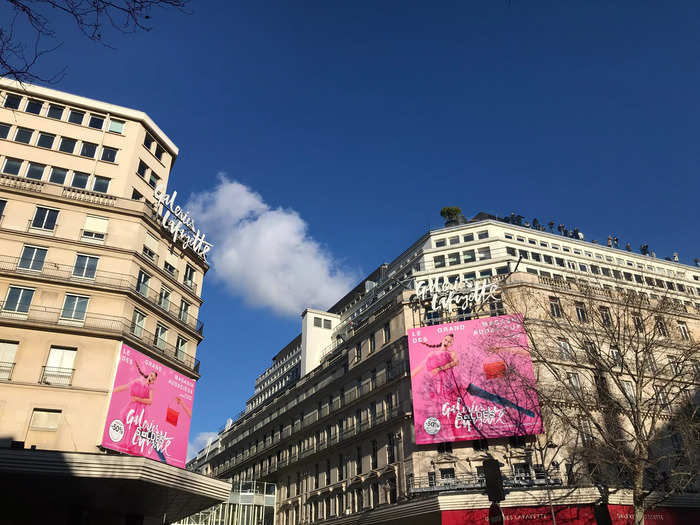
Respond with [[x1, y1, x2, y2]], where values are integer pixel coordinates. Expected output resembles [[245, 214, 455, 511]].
[[14, 2, 700, 454]]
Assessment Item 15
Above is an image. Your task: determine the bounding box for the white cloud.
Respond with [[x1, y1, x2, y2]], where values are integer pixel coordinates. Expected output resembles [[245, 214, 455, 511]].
[[186, 174, 357, 317], [187, 431, 219, 461]]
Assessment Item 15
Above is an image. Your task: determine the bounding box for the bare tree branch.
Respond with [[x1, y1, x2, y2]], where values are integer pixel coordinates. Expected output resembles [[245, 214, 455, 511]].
[[1, 0, 188, 82]]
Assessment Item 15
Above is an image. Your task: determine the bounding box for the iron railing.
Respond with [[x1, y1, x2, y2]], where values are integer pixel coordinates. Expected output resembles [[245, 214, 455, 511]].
[[40, 366, 74, 386], [0, 255, 203, 335], [0, 301, 200, 373], [408, 470, 563, 494]]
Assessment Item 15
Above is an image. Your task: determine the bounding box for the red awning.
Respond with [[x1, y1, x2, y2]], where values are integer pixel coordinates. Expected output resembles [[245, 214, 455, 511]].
[[442, 504, 700, 525]]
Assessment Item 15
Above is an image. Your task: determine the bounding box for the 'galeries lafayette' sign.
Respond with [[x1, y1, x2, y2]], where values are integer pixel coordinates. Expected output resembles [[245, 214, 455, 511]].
[[154, 184, 212, 261], [415, 277, 499, 314]]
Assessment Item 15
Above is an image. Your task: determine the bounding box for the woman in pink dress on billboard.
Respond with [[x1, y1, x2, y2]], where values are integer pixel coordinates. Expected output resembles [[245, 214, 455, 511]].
[[410, 333, 459, 398], [113, 360, 157, 454]]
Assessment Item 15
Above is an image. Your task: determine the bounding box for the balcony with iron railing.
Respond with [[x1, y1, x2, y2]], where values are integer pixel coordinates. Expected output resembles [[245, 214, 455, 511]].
[[0, 255, 203, 336], [0, 301, 200, 374], [39, 366, 75, 386], [408, 468, 563, 494]]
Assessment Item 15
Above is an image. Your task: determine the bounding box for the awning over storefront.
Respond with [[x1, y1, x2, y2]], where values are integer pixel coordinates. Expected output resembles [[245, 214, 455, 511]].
[[442, 504, 700, 525], [0, 448, 231, 524]]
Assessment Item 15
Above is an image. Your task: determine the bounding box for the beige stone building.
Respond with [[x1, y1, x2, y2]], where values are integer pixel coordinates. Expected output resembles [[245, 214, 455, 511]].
[[0, 79, 228, 525], [185, 215, 700, 525]]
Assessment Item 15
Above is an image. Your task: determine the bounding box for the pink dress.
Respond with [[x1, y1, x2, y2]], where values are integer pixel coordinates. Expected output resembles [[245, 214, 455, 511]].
[[120, 378, 150, 452], [426, 349, 455, 398]]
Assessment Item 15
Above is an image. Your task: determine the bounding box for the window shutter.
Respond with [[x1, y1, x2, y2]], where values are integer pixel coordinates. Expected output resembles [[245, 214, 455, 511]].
[[145, 232, 159, 253], [84, 216, 108, 233], [0, 341, 18, 363]]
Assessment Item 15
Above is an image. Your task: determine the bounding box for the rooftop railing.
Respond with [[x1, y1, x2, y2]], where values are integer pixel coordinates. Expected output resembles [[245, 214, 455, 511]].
[[0, 301, 200, 373], [0, 255, 203, 335]]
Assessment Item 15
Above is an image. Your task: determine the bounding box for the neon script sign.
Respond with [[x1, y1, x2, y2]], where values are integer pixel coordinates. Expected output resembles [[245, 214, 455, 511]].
[[415, 277, 499, 314], [154, 183, 212, 261]]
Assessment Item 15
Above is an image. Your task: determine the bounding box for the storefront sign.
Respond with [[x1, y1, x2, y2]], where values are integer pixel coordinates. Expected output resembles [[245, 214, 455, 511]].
[[408, 315, 542, 444], [101, 343, 196, 468], [154, 183, 212, 261], [414, 277, 499, 314]]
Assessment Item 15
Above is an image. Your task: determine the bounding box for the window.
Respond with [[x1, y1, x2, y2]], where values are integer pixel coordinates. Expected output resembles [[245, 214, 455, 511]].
[[132, 188, 143, 201], [448, 252, 460, 266], [45, 346, 76, 384], [621, 380, 635, 401], [108, 119, 125, 134], [73, 254, 98, 278], [478, 230, 489, 239], [29, 409, 61, 430], [519, 249, 529, 260], [655, 317, 668, 337], [437, 442, 453, 454], [477, 247, 491, 260], [164, 261, 176, 276], [531, 252, 541, 262], [176, 336, 188, 360], [88, 114, 104, 129], [155, 145, 165, 161], [678, 321, 690, 340], [154, 323, 168, 349], [14, 127, 33, 144], [47, 104, 64, 119], [369, 333, 376, 353], [93, 176, 110, 193], [24, 98, 42, 114], [61, 294, 89, 320], [354, 343, 361, 362], [59, 137, 77, 153], [0, 341, 18, 380], [462, 249, 476, 263], [506, 247, 516, 256], [383, 323, 390, 343], [144, 133, 155, 150], [82, 216, 108, 241], [371, 440, 378, 469], [543, 254, 553, 264], [18, 246, 47, 271], [68, 109, 85, 125], [178, 300, 190, 323], [101, 146, 117, 162], [549, 297, 562, 318], [137, 269, 151, 295], [26, 162, 46, 180], [137, 160, 148, 177], [480, 269, 492, 277], [184, 264, 196, 289], [25, 162, 45, 180], [575, 302, 587, 323], [148, 172, 160, 188], [2, 157, 21, 175], [473, 439, 489, 451], [71, 171, 89, 189], [31, 207, 59, 230], [654, 385, 670, 409], [4, 286, 34, 313], [558, 338, 574, 360], [37, 132, 55, 149], [80, 142, 97, 158], [448, 236, 459, 245], [433, 255, 445, 268], [3, 93, 21, 109], [313, 316, 322, 327], [567, 372, 581, 391], [323, 318, 331, 329], [461, 233, 474, 243], [632, 315, 643, 332], [599, 306, 612, 327], [0, 122, 9, 139], [158, 286, 171, 309], [131, 309, 146, 337]]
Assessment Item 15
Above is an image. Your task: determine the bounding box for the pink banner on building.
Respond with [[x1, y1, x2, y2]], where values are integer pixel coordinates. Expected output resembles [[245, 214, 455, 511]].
[[101, 343, 196, 468], [408, 315, 542, 444]]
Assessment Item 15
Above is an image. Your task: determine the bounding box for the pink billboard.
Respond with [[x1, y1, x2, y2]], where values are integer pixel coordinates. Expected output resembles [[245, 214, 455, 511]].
[[101, 343, 196, 468], [408, 315, 542, 444]]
